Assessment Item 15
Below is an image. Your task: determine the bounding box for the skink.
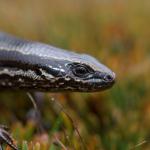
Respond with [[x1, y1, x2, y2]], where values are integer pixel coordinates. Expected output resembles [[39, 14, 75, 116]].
[[0, 32, 115, 92]]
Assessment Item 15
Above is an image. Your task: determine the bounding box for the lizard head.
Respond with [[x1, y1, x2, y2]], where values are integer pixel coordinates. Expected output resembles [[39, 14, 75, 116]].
[[64, 54, 115, 92], [44, 53, 116, 92]]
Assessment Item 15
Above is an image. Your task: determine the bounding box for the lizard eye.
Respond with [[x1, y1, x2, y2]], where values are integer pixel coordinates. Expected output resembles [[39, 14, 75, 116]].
[[72, 65, 89, 77]]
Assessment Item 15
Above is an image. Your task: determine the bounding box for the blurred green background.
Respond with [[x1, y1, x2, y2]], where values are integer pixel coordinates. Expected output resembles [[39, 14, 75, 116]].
[[0, 0, 150, 149]]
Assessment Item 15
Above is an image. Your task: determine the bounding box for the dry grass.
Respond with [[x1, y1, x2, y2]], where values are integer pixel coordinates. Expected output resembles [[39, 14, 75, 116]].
[[0, 0, 150, 149]]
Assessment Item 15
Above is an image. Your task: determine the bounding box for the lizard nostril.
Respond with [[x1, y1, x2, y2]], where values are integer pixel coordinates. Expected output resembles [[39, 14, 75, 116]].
[[94, 72, 115, 82], [104, 74, 113, 82]]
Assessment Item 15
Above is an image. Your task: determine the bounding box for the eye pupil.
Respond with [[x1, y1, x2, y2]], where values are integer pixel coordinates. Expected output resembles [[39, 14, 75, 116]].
[[73, 66, 88, 77], [76, 67, 86, 74], [68, 63, 94, 77]]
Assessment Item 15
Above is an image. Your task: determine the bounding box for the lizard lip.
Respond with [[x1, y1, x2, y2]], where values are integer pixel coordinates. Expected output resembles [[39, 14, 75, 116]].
[[87, 74, 115, 91], [98, 79, 115, 90], [109, 72, 116, 82], [106, 72, 116, 85], [96, 72, 116, 90]]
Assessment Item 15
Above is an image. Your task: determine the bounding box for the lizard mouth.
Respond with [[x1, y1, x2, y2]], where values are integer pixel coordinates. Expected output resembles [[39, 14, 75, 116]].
[[86, 72, 116, 91], [100, 72, 116, 90], [91, 79, 115, 91]]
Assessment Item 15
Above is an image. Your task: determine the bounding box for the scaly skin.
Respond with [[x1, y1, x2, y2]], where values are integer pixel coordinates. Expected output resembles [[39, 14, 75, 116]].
[[0, 32, 115, 92]]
